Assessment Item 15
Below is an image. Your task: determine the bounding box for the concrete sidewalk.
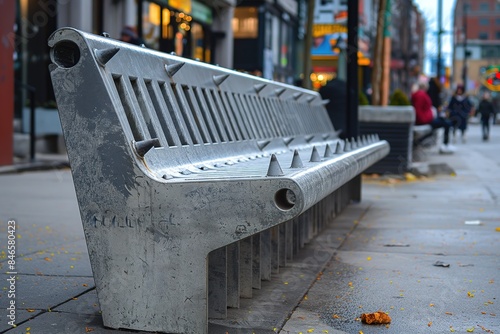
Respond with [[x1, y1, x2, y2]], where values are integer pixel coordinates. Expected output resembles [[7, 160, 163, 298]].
[[1, 123, 499, 333]]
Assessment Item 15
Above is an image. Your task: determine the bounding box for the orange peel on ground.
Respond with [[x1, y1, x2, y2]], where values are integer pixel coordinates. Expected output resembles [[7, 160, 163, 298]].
[[360, 311, 392, 324]]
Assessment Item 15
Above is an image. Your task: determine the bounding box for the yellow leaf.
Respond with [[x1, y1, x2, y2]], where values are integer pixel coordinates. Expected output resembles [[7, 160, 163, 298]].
[[466, 327, 475, 332], [26, 309, 36, 313], [307, 329, 314, 333], [44, 257, 52, 262], [366, 256, 372, 261]]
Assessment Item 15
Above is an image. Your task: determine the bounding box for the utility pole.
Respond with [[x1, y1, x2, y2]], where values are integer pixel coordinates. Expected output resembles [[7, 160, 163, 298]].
[[371, 0, 387, 106], [303, 0, 315, 89], [437, 0, 442, 81], [462, 2, 468, 90], [346, 0, 359, 139]]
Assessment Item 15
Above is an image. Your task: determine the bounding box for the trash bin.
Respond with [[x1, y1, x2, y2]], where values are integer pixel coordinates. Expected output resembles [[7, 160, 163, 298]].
[[359, 105, 415, 174]]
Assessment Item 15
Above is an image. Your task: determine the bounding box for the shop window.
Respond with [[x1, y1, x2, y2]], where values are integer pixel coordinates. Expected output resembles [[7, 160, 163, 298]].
[[479, 18, 489, 26], [479, 32, 488, 39], [233, 7, 258, 38], [143, 2, 161, 49], [191, 23, 204, 61]]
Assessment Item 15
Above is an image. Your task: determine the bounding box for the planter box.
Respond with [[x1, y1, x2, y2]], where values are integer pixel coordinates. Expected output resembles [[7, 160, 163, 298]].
[[359, 105, 415, 174]]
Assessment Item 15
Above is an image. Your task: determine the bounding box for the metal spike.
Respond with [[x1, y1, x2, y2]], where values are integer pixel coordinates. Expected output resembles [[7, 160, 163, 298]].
[[162, 174, 172, 180], [321, 99, 330, 105], [101, 32, 110, 37], [95, 47, 120, 67], [335, 141, 343, 154], [275, 87, 286, 96], [322, 134, 330, 140], [140, 43, 146, 48], [267, 154, 284, 177], [324, 144, 333, 158], [290, 150, 304, 168], [254, 83, 266, 93], [283, 137, 294, 146], [351, 137, 358, 149], [257, 140, 271, 150], [134, 138, 161, 157], [170, 52, 177, 55], [307, 96, 315, 103], [293, 92, 303, 100], [344, 140, 351, 152], [358, 136, 363, 146], [165, 62, 185, 77], [310, 146, 321, 162], [305, 135, 314, 143], [213, 74, 230, 86]]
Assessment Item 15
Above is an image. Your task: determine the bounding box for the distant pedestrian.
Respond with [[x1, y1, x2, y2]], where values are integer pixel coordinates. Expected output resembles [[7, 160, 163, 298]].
[[476, 91, 495, 141], [447, 85, 473, 143], [427, 77, 442, 111], [120, 26, 147, 46], [319, 78, 347, 138], [411, 81, 454, 153]]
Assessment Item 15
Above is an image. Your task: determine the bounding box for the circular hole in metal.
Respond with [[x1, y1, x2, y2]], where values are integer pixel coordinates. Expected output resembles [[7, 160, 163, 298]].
[[274, 188, 296, 211], [52, 40, 81, 68]]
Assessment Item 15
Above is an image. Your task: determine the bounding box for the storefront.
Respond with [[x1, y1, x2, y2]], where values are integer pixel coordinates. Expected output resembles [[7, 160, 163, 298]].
[[139, 0, 213, 62], [233, 0, 300, 84]]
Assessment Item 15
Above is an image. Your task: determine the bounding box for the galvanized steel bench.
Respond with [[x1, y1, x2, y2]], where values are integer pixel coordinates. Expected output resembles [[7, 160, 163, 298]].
[[48, 28, 389, 333]]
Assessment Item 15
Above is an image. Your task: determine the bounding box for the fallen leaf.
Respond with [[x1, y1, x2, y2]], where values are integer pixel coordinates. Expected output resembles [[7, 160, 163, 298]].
[[428, 321, 432, 327], [43, 257, 52, 262], [85, 327, 94, 333], [466, 327, 475, 332], [360, 311, 391, 324], [26, 309, 36, 313], [467, 291, 474, 298], [82, 284, 88, 287], [445, 312, 453, 315], [332, 314, 340, 319]]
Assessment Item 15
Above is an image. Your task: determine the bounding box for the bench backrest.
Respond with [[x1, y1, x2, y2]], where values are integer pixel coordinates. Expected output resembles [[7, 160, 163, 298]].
[[50, 28, 336, 177]]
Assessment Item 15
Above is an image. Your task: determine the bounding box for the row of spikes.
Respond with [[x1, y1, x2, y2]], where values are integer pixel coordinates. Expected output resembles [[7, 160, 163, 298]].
[[267, 134, 380, 177], [93, 47, 319, 102]]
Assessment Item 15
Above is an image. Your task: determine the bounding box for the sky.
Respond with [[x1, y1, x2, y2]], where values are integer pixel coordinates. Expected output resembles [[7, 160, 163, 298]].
[[414, 0, 457, 75]]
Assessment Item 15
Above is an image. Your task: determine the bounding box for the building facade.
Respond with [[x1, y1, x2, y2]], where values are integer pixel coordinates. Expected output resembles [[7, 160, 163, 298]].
[[232, 0, 303, 84], [453, 0, 500, 92]]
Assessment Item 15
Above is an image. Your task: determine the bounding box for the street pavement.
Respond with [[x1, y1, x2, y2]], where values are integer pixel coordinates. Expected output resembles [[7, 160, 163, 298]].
[[0, 123, 499, 334]]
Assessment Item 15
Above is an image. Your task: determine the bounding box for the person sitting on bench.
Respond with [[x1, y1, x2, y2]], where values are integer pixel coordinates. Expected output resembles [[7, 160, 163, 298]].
[[411, 81, 454, 154]]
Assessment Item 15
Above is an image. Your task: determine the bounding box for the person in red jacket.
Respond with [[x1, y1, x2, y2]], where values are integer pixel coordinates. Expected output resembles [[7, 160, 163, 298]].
[[411, 81, 454, 153]]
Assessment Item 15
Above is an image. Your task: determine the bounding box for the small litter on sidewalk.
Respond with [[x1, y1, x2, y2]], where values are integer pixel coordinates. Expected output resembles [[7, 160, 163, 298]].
[[383, 243, 410, 247], [361, 311, 391, 324], [464, 220, 482, 225], [433, 261, 450, 268]]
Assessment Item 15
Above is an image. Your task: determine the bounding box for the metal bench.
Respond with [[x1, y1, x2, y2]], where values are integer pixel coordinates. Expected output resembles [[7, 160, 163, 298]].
[[48, 28, 390, 334]]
